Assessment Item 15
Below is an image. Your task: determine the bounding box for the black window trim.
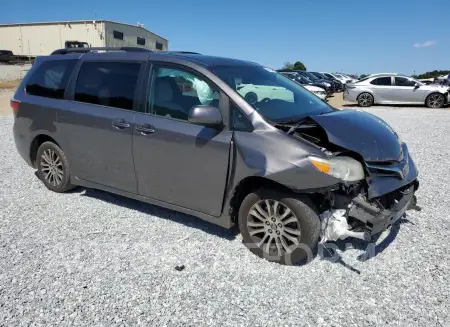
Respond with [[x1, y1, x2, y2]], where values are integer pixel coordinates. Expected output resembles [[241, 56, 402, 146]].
[[141, 61, 231, 129], [67, 59, 146, 113], [113, 30, 124, 40]]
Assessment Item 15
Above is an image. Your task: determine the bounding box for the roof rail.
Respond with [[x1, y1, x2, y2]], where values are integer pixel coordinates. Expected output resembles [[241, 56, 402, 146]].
[[51, 47, 153, 55], [163, 51, 201, 55]]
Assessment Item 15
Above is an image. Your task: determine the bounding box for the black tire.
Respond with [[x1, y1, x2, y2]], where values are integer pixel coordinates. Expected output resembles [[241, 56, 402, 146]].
[[425, 93, 445, 108], [36, 141, 74, 193], [357, 92, 374, 107], [238, 189, 320, 265], [244, 92, 258, 105]]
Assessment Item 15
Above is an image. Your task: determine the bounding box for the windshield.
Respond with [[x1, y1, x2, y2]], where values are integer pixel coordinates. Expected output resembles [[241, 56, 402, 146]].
[[213, 65, 332, 122]]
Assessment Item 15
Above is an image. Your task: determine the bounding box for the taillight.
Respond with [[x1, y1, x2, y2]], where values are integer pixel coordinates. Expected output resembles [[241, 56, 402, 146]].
[[10, 99, 20, 112]]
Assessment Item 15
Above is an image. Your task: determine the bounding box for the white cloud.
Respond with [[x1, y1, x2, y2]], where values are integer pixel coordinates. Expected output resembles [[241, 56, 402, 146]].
[[413, 40, 437, 48]]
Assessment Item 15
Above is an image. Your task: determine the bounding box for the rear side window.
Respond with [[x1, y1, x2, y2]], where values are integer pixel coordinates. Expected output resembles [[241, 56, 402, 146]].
[[371, 77, 391, 86], [25, 60, 77, 99], [74, 62, 141, 110]]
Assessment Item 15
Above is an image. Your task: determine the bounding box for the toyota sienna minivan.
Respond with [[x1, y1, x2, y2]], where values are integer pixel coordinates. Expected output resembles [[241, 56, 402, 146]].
[[12, 47, 419, 264]]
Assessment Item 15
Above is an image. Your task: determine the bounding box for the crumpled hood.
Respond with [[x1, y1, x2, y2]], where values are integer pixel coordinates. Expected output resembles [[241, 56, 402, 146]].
[[309, 110, 402, 162]]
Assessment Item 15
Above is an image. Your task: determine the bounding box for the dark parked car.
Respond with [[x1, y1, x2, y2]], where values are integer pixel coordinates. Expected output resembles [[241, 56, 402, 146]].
[[309, 72, 343, 92], [12, 47, 419, 265], [294, 71, 335, 94], [278, 71, 329, 91], [321, 72, 345, 92]]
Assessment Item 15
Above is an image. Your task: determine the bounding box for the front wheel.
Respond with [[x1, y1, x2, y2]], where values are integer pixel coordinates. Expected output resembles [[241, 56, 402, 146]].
[[426, 93, 445, 108], [238, 189, 320, 265], [357, 92, 374, 107]]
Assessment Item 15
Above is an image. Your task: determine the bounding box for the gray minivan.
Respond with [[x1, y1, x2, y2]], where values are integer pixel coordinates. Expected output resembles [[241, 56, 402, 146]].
[[12, 47, 419, 264]]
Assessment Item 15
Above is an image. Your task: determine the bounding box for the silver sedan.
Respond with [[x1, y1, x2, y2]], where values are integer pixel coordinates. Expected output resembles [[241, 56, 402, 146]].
[[344, 74, 449, 108]]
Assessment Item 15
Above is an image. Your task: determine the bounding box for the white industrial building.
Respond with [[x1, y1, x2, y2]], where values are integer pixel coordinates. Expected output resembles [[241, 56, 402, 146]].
[[0, 20, 168, 56]]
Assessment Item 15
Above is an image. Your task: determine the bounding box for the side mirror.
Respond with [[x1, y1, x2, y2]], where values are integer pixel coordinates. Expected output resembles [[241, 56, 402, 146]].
[[189, 105, 223, 128], [414, 83, 420, 89]]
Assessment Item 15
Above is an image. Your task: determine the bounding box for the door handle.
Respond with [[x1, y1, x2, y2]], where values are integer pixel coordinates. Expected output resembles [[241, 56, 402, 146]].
[[112, 119, 131, 129], [136, 124, 155, 135]]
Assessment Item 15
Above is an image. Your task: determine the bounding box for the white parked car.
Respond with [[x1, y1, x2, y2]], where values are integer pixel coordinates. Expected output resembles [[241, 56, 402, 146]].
[[344, 73, 449, 108], [303, 84, 327, 100], [237, 83, 327, 103]]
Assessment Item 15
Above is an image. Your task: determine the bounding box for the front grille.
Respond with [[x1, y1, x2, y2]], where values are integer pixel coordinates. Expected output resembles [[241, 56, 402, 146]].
[[366, 143, 408, 178]]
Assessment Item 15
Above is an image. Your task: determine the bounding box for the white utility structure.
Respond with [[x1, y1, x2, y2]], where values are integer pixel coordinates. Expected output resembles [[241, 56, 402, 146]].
[[0, 20, 168, 56]]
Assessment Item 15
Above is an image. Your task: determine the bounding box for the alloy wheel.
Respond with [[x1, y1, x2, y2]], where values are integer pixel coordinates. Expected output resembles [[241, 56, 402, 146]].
[[428, 94, 444, 108], [40, 149, 64, 187], [247, 199, 301, 256], [358, 93, 373, 107]]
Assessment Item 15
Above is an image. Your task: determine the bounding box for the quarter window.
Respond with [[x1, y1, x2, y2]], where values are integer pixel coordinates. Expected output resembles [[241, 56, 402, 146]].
[[25, 59, 77, 99], [395, 77, 416, 87], [148, 66, 219, 121], [231, 102, 253, 132], [371, 77, 392, 86], [113, 30, 124, 40], [74, 62, 141, 110], [137, 37, 145, 45]]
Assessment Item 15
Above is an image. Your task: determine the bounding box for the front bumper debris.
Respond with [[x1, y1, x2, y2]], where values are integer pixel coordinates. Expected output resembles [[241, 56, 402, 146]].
[[321, 180, 419, 242]]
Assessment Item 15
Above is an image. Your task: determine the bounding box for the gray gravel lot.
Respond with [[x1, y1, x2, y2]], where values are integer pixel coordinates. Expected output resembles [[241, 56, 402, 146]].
[[0, 108, 449, 326], [0, 64, 31, 81]]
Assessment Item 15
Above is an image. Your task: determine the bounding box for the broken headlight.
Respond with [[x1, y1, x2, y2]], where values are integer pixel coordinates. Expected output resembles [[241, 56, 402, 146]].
[[308, 156, 365, 181]]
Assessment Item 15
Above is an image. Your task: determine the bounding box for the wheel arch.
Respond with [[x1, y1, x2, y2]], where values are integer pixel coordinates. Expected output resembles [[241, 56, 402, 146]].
[[30, 134, 61, 168], [228, 176, 308, 223]]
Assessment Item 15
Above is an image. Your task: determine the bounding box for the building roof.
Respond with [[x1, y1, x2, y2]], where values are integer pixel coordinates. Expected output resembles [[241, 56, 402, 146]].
[[0, 20, 167, 41]]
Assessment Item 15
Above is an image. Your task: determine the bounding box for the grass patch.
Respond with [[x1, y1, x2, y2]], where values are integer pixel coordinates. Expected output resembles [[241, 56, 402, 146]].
[[0, 79, 21, 89]]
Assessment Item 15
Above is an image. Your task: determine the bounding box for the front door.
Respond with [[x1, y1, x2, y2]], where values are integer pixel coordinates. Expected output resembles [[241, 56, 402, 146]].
[[392, 77, 427, 103], [59, 61, 142, 193], [133, 64, 232, 217]]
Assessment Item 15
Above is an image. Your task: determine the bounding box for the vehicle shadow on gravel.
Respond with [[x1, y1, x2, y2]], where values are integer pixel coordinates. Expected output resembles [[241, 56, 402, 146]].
[[78, 187, 239, 240], [319, 215, 414, 274]]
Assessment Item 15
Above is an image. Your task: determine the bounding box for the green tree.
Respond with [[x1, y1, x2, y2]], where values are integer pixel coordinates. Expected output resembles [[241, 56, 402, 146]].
[[293, 61, 306, 71], [281, 61, 307, 71], [359, 74, 369, 79], [282, 62, 294, 70]]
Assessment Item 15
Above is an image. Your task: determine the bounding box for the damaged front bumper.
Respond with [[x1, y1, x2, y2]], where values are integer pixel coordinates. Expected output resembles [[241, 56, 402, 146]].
[[348, 180, 418, 240], [321, 180, 419, 242]]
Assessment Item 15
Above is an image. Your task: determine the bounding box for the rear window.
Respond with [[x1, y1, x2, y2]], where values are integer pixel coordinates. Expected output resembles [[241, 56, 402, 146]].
[[74, 62, 141, 110], [25, 59, 77, 99], [371, 77, 392, 86]]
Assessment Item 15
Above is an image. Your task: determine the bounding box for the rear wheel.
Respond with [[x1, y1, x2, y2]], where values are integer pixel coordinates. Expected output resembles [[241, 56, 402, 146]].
[[426, 93, 445, 108], [357, 93, 374, 107], [238, 189, 320, 265], [36, 141, 74, 193]]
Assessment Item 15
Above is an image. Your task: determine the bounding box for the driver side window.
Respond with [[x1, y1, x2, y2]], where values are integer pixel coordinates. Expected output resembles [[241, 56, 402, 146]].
[[147, 66, 220, 121], [395, 77, 416, 87]]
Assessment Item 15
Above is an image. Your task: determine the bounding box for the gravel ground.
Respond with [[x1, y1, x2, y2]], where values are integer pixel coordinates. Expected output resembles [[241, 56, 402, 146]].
[[0, 108, 449, 326], [0, 64, 31, 82]]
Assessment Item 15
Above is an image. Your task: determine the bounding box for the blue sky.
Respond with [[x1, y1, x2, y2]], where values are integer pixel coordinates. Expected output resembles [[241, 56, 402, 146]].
[[1, 0, 448, 75]]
